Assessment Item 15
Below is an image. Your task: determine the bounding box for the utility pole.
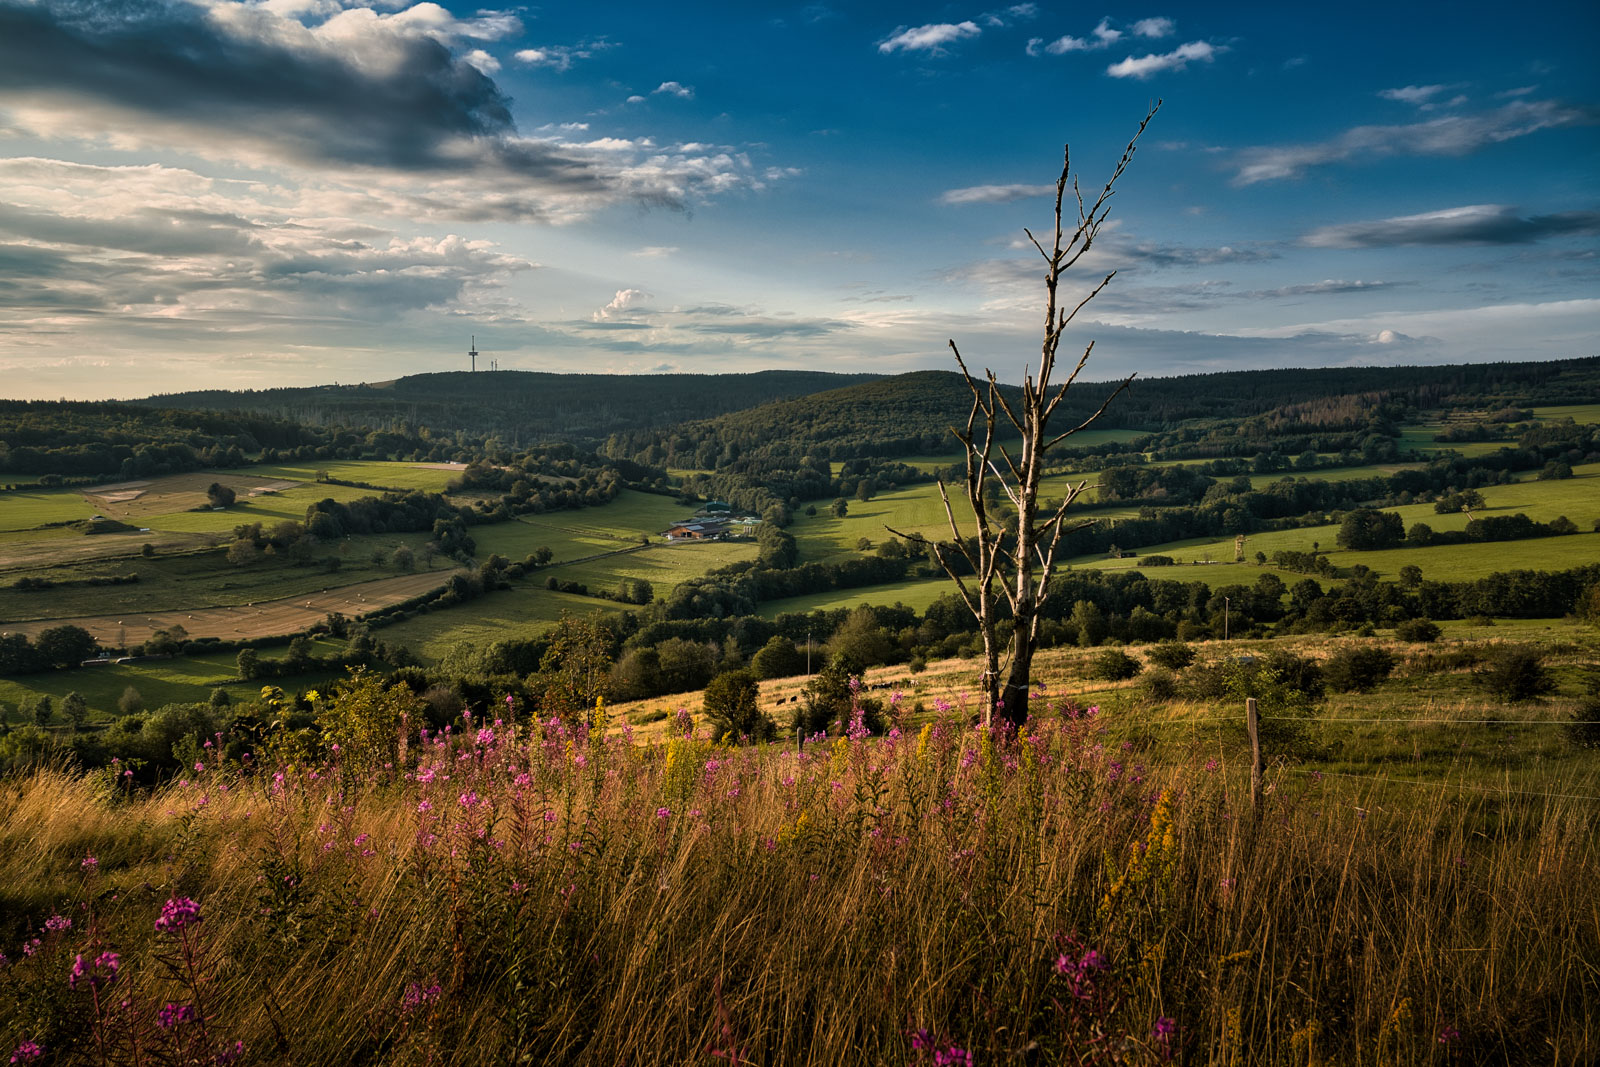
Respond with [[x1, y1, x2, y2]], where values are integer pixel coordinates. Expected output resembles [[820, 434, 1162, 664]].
[[806, 632, 812, 674], [1223, 596, 1230, 641]]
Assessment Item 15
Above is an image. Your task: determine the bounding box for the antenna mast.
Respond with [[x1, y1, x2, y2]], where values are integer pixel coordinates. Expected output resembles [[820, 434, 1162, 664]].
[[468, 335, 478, 373]]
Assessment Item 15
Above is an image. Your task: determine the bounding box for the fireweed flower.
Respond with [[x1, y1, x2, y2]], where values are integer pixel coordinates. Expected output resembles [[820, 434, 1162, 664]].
[[44, 915, 71, 933], [1151, 1016, 1178, 1052], [157, 1003, 197, 1029], [68, 951, 120, 990], [155, 897, 202, 933], [81, 855, 98, 872], [656, 807, 672, 819], [9, 1040, 43, 1063]]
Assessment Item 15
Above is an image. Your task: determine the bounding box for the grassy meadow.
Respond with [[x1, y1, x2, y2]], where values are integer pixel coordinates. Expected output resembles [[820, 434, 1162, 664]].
[[0, 655, 1593, 1065], [0, 638, 350, 722]]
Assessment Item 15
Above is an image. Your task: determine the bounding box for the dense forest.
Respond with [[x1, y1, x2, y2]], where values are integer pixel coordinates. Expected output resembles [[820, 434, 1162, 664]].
[[136, 369, 881, 447]]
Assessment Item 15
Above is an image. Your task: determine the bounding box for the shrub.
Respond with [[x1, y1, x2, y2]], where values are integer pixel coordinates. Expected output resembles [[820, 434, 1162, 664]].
[[703, 669, 776, 744], [1147, 641, 1197, 671], [1395, 618, 1441, 643], [1476, 646, 1556, 702], [1322, 645, 1395, 692], [1139, 667, 1178, 703], [1566, 697, 1600, 750], [1089, 649, 1142, 681]]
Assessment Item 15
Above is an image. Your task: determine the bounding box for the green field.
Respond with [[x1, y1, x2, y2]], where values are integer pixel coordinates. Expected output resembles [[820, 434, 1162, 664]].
[[1532, 403, 1600, 425], [554, 541, 758, 590], [0, 489, 99, 531], [0, 461, 464, 541], [374, 587, 611, 663], [757, 576, 955, 618], [240, 460, 463, 491], [0, 639, 349, 722], [0, 530, 441, 621], [1074, 464, 1600, 582]]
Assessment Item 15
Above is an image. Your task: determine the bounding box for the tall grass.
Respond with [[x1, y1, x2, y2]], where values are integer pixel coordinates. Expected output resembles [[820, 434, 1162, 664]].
[[0, 695, 1594, 1064]]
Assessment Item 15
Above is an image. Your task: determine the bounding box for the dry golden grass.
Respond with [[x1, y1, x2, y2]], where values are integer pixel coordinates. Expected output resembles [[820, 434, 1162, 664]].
[[1, 700, 1594, 1064]]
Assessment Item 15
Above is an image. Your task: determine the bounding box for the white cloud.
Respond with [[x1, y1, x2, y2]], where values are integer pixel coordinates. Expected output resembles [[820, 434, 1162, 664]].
[[653, 81, 695, 98], [877, 21, 981, 54], [631, 246, 678, 258], [1378, 84, 1447, 106], [593, 288, 650, 321], [1131, 17, 1175, 38], [939, 183, 1056, 205], [1233, 99, 1596, 184], [462, 48, 499, 74], [1105, 40, 1221, 79], [514, 46, 580, 71], [1038, 16, 1123, 54]]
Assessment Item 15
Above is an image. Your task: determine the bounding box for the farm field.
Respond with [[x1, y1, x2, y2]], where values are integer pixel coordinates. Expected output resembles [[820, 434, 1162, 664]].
[[1532, 403, 1600, 424], [554, 540, 759, 589], [0, 527, 442, 618], [374, 585, 611, 663], [0, 461, 466, 543], [1074, 464, 1600, 581], [0, 638, 350, 722], [788, 477, 1138, 564], [0, 568, 459, 646], [757, 576, 955, 618]]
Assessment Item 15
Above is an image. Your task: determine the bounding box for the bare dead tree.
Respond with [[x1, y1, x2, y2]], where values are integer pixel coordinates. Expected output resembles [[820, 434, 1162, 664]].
[[888, 105, 1158, 727]]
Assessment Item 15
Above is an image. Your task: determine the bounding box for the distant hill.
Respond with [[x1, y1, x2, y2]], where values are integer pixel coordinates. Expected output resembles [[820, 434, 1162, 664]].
[[134, 370, 882, 446], [603, 357, 1600, 462]]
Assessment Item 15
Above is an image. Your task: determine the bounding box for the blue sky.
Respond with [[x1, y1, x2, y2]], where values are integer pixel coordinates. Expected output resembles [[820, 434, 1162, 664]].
[[0, 0, 1595, 399]]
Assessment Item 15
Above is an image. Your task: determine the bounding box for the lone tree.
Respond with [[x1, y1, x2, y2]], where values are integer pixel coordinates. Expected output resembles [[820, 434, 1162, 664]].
[[888, 107, 1157, 728]]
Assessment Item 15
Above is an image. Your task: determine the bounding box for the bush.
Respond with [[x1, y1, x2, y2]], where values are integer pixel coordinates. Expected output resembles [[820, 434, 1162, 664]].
[[1395, 618, 1441, 643], [1566, 697, 1600, 750], [1322, 645, 1395, 693], [704, 669, 776, 744], [1147, 641, 1197, 671], [1476, 646, 1556, 702], [1139, 667, 1178, 703], [1089, 649, 1142, 681]]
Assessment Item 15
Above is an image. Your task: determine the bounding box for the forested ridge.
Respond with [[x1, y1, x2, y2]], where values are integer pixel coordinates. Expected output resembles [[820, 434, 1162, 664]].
[[135, 369, 882, 447]]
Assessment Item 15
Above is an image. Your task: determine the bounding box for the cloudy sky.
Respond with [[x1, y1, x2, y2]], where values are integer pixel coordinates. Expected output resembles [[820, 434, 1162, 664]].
[[0, 0, 1595, 399]]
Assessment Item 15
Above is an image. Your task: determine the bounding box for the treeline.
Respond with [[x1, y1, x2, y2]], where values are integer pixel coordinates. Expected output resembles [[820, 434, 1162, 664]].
[[0, 400, 504, 479], [605, 358, 1600, 471], [418, 558, 1600, 708], [138, 370, 882, 447]]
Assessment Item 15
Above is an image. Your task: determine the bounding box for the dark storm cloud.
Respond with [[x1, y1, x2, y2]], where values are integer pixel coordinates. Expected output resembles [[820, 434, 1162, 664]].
[[1303, 204, 1600, 248], [0, 0, 601, 188]]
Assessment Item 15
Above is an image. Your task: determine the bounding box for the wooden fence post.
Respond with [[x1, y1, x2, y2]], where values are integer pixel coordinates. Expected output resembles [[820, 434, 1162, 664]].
[[1246, 696, 1262, 815]]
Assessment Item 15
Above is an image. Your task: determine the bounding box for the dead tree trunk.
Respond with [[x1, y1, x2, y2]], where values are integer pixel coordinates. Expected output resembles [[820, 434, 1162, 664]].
[[889, 106, 1157, 728]]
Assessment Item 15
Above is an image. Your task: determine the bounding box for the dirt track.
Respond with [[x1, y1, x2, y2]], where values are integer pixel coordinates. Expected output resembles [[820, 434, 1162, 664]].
[[1, 569, 463, 646]]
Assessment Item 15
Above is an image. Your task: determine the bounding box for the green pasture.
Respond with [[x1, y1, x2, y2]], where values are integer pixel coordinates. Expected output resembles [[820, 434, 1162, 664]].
[[472, 521, 618, 564], [758, 577, 955, 619], [789, 478, 1138, 565], [375, 587, 610, 663], [0, 639, 349, 722], [553, 541, 759, 591], [240, 460, 462, 492], [1070, 467, 1600, 583], [1531, 403, 1600, 425], [1394, 424, 1513, 458], [473, 491, 693, 564], [0, 489, 97, 531], [139, 482, 400, 534], [0, 531, 439, 621]]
